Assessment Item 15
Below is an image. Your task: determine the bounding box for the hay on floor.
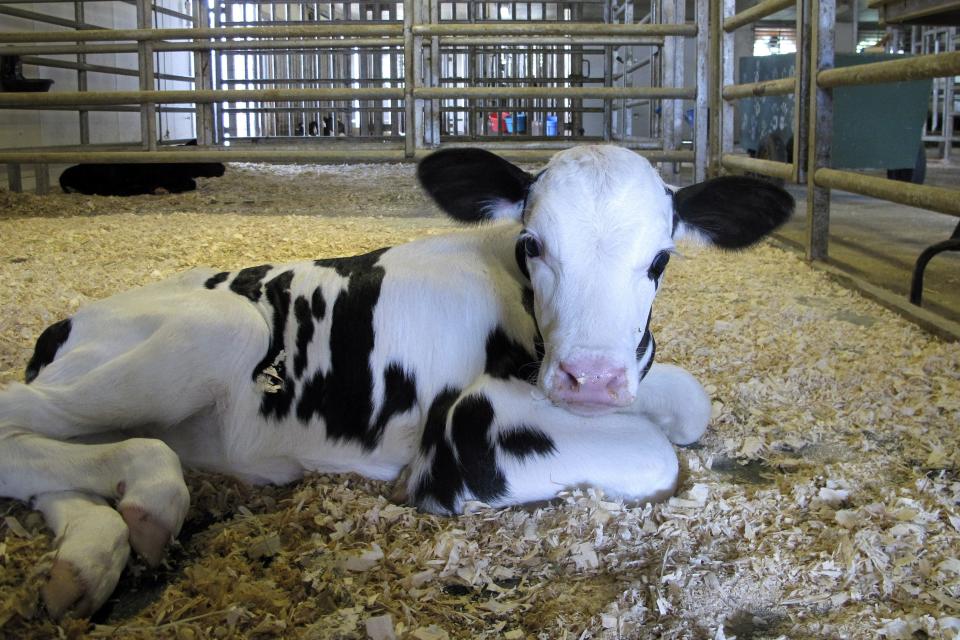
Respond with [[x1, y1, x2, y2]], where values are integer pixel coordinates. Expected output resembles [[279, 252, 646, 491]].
[[1, 163, 958, 639]]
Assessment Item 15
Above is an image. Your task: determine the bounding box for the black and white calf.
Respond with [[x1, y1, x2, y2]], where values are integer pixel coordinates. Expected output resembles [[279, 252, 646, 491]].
[[0, 145, 792, 618]]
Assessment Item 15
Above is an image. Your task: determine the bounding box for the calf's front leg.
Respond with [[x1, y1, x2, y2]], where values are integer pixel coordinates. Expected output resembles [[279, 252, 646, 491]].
[[630, 363, 712, 446], [403, 376, 679, 515]]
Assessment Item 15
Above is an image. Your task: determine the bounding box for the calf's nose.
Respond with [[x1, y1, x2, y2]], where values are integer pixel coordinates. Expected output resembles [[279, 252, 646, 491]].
[[552, 357, 631, 406]]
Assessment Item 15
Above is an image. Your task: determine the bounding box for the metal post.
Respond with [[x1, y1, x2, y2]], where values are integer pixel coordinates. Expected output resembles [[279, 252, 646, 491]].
[[137, 0, 157, 149], [7, 164, 22, 192], [793, 0, 810, 182], [661, 0, 675, 174], [602, 0, 613, 142], [403, 0, 415, 156], [429, 0, 440, 145], [708, 0, 720, 176], [720, 0, 734, 172], [74, 0, 89, 145], [193, 0, 215, 144], [944, 30, 954, 162], [34, 164, 50, 195], [807, 0, 834, 261], [694, 0, 707, 181], [851, 0, 858, 53], [671, 0, 684, 174]]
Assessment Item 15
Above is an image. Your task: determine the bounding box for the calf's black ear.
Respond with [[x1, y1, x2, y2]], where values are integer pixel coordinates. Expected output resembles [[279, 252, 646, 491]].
[[672, 176, 794, 249], [417, 148, 533, 223]]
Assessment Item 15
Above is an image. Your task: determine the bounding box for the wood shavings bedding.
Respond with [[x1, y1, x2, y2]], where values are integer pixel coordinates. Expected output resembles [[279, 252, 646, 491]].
[[1, 163, 959, 639]]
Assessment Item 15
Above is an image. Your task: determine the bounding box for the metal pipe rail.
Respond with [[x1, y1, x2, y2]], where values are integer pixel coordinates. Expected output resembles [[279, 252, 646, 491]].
[[0, 24, 403, 43], [0, 88, 404, 107], [818, 50, 960, 88], [721, 154, 795, 180], [0, 86, 698, 109], [723, 0, 794, 32], [413, 23, 697, 36], [1, 38, 405, 56], [0, 148, 694, 164], [414, 86, 695, 99], [19, 56, 194, 83], [721, 77, 796, 99], [441, 36, 666, 46], [814, 168, 960, 218]]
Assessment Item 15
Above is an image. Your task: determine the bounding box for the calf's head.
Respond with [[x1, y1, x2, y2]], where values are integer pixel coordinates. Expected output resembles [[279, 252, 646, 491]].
[[418, 145, 793, 415]]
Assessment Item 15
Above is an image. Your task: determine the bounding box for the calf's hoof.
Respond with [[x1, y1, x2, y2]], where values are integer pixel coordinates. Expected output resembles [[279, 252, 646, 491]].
[[119, 504, 174, 567]]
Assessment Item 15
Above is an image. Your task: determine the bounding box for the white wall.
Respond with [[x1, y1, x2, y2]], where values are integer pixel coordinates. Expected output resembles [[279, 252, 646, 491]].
[[0, 0, 195, 152]]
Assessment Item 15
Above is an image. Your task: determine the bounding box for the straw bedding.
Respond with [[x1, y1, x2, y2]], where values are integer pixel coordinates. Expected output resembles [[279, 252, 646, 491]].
[[1, 163, 958, 639]]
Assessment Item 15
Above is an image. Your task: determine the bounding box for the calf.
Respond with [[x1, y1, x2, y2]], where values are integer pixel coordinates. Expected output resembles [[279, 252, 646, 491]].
[[0, 145, 792, 619], [59, 143, 225, 196]]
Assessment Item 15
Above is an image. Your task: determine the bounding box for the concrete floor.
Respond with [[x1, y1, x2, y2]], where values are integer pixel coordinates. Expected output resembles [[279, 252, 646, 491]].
[[768, 160, 960, 330]]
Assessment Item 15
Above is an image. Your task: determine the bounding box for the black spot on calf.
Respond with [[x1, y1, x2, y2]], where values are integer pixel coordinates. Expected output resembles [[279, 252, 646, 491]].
[[370, 364, 417, 443], [310, 287, 326, 320], [296, 248, 391, 447], [254, 270, 295, 419], [498, 426, 556, 459], [414, 388, 463, 512], [204, 271, 229, 289], [25, 318, 71, 383], [414, 391, 520, 513], [484, 327, 539, 382], [292, 295, 314, 379], [230, 265, 273, 302], [450, 395, 508, 504]]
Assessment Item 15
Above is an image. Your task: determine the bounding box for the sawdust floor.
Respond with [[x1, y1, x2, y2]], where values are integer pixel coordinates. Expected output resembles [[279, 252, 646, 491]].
[[1, 163, 959, 640]]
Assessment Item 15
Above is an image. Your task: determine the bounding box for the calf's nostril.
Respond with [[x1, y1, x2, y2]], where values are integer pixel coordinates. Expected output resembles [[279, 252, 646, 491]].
[[558, 362, 585, 389]]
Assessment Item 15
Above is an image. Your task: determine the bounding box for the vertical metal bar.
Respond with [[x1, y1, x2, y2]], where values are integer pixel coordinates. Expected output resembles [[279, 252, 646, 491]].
[[7, 164, 22, 193], [720, 0, 734, 169], [602, 0, 613, 141], [661, 0, 675, 174], [708, 0, 721, 176], [850, 0, 858, 52], [806, 0, 834, 261], [74, 0, 89, 144], [943, 29, 954, 162], [430, 0, 441, 145], [193, 0, 215, 144], [467, 0, 475, 138], [215, 2, 226, 139], [693, 0, 707, 182], [671, 0, 684, 173], [403, 0, 415, 156], [34, 164, 50, 195], [137, 0, 157, 149], [793, 0, 810, 182]]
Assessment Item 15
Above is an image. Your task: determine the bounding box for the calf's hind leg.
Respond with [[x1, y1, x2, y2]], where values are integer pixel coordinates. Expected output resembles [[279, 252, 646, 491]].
[[0, 425, 189, 617], [33, 491, 130, 619], [405, 377, 679, 515]]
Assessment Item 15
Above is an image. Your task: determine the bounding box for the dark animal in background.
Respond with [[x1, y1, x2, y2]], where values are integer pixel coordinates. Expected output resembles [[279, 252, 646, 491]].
[[0, 55, 53, 92], [322, 116, 346, 136], [308, 120, 320, 136], [59, 141, 225, 196]]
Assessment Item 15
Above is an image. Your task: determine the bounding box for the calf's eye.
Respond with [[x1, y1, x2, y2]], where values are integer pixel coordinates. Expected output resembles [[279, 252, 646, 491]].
[[648, 250, 670, 279], [521, 235, 543, 259]]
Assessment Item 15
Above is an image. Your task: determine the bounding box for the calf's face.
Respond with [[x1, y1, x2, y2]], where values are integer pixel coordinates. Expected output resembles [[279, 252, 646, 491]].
[[418, 145, 793, 415]]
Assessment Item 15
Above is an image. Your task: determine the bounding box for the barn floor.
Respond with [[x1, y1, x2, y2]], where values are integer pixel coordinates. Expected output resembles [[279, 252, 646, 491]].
[[1, 163, 959, 639]]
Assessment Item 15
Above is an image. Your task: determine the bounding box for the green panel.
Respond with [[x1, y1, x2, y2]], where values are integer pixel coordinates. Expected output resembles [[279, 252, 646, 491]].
[[738, 53, 931, 170]]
